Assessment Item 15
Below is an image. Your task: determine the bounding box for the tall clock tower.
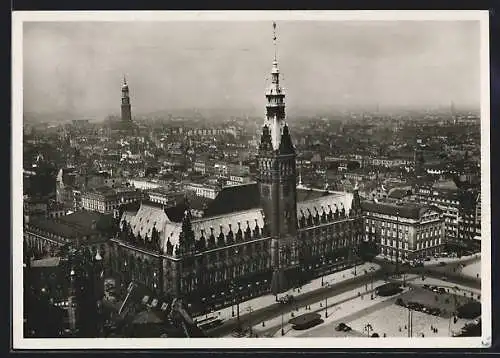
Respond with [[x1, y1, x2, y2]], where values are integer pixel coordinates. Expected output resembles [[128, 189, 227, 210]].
[[258, 22, 298, 295], [121, 76, 132, 123]]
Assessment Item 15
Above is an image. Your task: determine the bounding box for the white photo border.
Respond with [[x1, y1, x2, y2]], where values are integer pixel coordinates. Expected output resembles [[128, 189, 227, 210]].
[[12, 10, 491, 350]]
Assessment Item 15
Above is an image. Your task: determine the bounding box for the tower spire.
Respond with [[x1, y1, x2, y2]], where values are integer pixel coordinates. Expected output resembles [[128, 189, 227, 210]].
[[273, 21, 277, 62]]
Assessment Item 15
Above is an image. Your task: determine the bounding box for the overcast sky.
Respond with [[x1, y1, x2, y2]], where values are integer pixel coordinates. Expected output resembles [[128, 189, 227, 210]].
[[23, 20, 480, 118]]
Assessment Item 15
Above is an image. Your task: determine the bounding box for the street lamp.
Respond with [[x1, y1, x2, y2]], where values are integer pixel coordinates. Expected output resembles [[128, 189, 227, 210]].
[[407, 307, 413, 337], [281, 310, 285, 336], [364, 323, 373, 337], [247, 306, 253, 336], [324, 283, 330, 318], [230, 288, 235, 317]]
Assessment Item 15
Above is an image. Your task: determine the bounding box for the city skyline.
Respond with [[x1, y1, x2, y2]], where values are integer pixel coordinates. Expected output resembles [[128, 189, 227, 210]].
[[24, 20, 480, 119]]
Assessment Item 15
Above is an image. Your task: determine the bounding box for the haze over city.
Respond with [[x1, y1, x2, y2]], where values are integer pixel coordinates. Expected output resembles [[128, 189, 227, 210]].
[[23, 20, 480, 119]]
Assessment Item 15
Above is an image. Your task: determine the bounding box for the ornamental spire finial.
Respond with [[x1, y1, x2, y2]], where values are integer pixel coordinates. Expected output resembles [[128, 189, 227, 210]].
[[123, 74, 127, 86], [273, 21, 277, 62]]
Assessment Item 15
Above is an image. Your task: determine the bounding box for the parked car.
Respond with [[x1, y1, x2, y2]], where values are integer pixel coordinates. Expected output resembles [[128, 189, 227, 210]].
[[441, 276, 448, 281], [430, 308, 441, 316], [438, 288, 447, 294], [279, 294, 294, 304], [424, 257, 431, 261], [423, 284, 430, 290], [439, 262, 447, 266], [335, 323, 352, 332]]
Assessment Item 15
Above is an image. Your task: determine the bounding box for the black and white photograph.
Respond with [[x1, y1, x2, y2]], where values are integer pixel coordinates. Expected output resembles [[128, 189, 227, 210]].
[[12, 10, 491, 349]]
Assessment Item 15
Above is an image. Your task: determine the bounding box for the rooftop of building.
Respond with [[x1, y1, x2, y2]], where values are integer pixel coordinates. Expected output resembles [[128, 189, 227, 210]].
[[204, 182, 260, 218], [297, 191, 355, 220], [432, 179, 459, 191], [27, 210, 115, 239], [30, 257, 62, 268], [47, 201, 66, 211], [361, 200, 441, 219], [296, 187, 331, 202], [387, 187, 412, 199]]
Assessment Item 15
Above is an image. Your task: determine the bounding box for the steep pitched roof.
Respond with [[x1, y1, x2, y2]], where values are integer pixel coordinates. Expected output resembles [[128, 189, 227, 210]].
[[296, 188, 330, 202], [297, 192, 354, 221], [191, 209, 265, 239], [121, 202, 265, 255], [204, 182, 260, 217]]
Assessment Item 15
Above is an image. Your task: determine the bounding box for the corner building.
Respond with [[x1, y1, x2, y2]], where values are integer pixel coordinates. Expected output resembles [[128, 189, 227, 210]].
[[108, 40, 364, 315]]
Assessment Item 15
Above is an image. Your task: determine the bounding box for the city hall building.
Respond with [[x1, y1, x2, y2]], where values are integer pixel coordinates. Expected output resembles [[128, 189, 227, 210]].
[[107, 34, 364, 314]]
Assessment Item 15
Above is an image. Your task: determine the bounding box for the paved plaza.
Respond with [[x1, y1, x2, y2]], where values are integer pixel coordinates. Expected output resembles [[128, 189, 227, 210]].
[[461, 260, 481, 279], [272, 277, 480, 338]]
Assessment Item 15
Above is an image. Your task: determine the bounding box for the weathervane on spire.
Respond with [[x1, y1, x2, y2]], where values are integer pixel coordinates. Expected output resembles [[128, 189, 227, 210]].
[[273, 21, 277, 61]]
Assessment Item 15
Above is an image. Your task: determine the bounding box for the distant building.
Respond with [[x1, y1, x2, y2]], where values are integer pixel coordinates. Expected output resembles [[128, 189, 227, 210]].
[[362, 201, 444, 263], [184, 183, 220, 200], [47, 201, 67, 219], [129, 178, 162, 191], [193, 161, 207, 175], [81, 187, 145, 216], [147, 188, 185, 207], [414, 182, 480, 250], [368, 157, 410, 168], [121, 76, 132, 123], [24, 211, 115, 259]]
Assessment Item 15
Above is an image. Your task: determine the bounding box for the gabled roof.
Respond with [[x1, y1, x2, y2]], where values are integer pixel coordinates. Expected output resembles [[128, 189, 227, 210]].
[[204, 182, 260, 217]]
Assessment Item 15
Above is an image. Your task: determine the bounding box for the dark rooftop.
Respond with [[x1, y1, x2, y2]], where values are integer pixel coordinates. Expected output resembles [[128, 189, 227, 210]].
[[28, 217, 85, 239], [204, 182, 260, 217], [28, 211, 115, 239], [361, 201, 440, 220], [388, 188, 412, 199], [297, 188, 330, 202], [59, 211, 115, 232]]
